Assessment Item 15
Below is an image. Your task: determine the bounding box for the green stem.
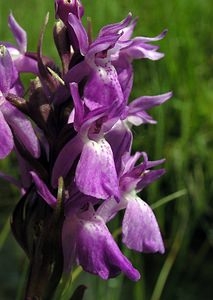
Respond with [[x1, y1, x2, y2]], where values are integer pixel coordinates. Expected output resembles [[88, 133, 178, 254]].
[[0, 217, 10, 250], [150, 217, 188, 300]]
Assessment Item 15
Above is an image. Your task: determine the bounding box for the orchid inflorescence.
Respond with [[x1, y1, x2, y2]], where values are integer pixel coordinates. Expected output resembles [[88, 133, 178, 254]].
[[0, 0, 172, 298]]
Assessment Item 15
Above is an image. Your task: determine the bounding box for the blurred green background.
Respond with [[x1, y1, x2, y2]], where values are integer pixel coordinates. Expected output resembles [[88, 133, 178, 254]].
[[0, 0, 212, 299]]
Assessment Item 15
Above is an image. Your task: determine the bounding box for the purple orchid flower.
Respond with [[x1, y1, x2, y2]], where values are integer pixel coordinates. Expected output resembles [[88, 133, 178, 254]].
[[52, 85, 171, 201], [1, 13, 38, 74], [0, 46, 40, 159], [63, 12, 172, 128], [52, 82, 121, 200], [97, 152, 165, 253], [62, 207, 140, 281], [29, 171, 140, 281], [63, 12, 167, 101]]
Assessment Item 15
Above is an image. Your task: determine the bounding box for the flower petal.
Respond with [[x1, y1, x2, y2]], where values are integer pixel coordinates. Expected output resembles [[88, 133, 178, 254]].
[[8, 13, 27, 54], [51, 135, 83, 188], [14, 54, 38, 74], [113, 55, 133, 103], [75, 138, 119, 199], [0, 110, 13, 159], [97, 197, 126, 223], [1, 102, 40, 158], [127, 111, 157, 125], [106, 120, 132, 174], [99, 13, 132, 37], [136, 169, 166, 191], [64, 60, 90, 84], [55, 0, 84, 22], [136, 29, 168, 43], [30, 171, 57, 207], [75, 214, 140, 280], [129, 92, 172, 112], [70, 82, 84, 131], [122, 196, 165, 253], [86, 34, 121, 58], [83, 63, 125, 119], [0, 45, 14, 94], [123, 37, 165, 61], [68, 13, 89, 55]]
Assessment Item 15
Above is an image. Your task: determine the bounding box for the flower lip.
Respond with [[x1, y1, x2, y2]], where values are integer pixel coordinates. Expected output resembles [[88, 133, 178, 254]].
[[66, 211, 141, 281]]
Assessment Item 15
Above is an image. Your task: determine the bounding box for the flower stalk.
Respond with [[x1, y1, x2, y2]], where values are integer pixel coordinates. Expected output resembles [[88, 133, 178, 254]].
[[0, 0, 172, 298]]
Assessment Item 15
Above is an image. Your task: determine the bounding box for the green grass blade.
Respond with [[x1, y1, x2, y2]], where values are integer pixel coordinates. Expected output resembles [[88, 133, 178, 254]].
[[151, 189, 187, 210]]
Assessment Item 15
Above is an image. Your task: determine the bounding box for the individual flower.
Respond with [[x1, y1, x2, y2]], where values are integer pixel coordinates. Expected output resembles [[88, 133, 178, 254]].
[[52, 82, 121, 200], [97, 152, 165, 253], [62, 208, 140, 281], [29, 172, 140, 281], [63, 12, 167, 98]]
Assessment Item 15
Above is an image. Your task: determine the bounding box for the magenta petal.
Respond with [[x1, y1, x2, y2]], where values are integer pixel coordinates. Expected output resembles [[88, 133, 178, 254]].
[[125, 43, 165, 60], [0, 46, 14, 94], [70, 82, 84, 131], [9, 78, 24, 97], [86, 34, 121, 58], [99, 13, 132, 37], [136, 169, 166, 191], [83, 63, 124, 118], [14, 55, 38, 74], [129, 92, 172, 112], [65, 185, 99, 217], [106, 121, 132, 174], [64, 60, 90, 85], [75, 215, 140, 280], [68, 13, 89, 55], [55, 0, 84, 22], [75, 138, 119, 199], [127, 110, 157, 125], [120, 17, 138, 41], [1, 102, 40, 158], [51, 135, 83, 188], [122, 196, 165, 253], [30, 172, 57, 207], [97, 197, 126, 223], [136, 29, 168, 42], [0, 110, 13, 159], [113, 55, 133, 103], [8, 13, 27, 54]]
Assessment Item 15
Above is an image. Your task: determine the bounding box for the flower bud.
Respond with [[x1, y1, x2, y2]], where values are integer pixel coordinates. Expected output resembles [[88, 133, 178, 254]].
[[55, 0, 84, 26]]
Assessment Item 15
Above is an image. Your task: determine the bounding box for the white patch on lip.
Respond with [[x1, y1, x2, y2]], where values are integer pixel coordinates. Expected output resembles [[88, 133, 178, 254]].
[[97, 66, 110, 83], [8, 47, 20, 60]]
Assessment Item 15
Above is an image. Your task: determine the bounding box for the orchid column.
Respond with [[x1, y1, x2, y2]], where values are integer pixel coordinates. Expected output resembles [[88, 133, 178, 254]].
[[0, 0, 172, 299]]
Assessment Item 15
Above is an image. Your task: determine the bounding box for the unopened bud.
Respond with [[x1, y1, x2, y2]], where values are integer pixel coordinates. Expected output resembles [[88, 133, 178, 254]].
[[55, 0, 84, 26]]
